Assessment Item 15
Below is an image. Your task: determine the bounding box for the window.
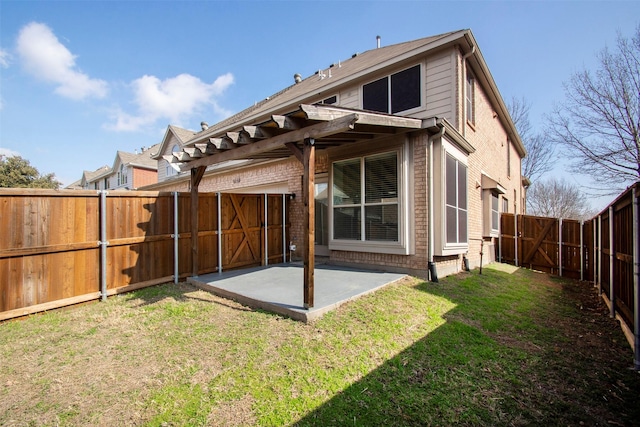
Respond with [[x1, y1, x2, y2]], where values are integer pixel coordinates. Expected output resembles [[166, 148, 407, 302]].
[[502, 197, 509, 214], [117, 164, 127, 186], [506, 140, 511, 178], [445, 154, 468, 245], [333, 152, 399, 243], [491, 193, 499, 234], [104, 178, 108, 189], [362, 65, 421, 114], [465, 68, 475, 125], [315, 95, 337, 105]]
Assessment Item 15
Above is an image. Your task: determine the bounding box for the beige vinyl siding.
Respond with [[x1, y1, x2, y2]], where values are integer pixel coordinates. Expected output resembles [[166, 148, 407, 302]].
[[338, 88, 360, 109], [425, 51, 454, 122]]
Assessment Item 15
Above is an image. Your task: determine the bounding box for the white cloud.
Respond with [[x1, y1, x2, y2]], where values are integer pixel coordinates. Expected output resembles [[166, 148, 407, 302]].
[[106, 72, 234, 132], [0, 48, 10, 68], [0, 147, 21, 158], [16, 22, 107, 100]]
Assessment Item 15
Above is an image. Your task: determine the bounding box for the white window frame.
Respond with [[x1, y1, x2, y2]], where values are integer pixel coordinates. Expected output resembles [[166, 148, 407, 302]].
[[466, 68, 475, 125], [434, 138, 469, 256], [329, 142, 412, 255], [361, 64, 424, 115]]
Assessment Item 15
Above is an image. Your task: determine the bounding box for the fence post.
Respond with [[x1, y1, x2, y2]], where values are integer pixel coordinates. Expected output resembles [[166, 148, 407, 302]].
[[264, 194, 269, 266], [498, 213, 502, 263], [282, 194, 287, 263], [632, 187, 639, 370], [598, 214, 602, 295], [609, 206, 615, 318], [580, 220, 584, 281], [99, 190, 108, 302], [514, 213, 519, 267], [217, 192, 223, 274], [173, 192, 179, 285], [559, 218, 563, 277], [593, 218, 597, 288]]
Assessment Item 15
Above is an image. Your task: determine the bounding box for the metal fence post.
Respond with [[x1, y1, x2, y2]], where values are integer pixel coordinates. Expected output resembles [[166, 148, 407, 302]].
[[580, 220, 584, 281], [632, 187, 639, 370], [99, 190, 108, 302], [514, 213, 519, 267], [173, 192, 179, 284], [559, 218, 563, 277], [609, 206, 615, 318], [217, 192, 223, 274], [264, 194, 269, 266], [598, 214, 602, 295], [593, 218, 597, 287], [282, 194, 287, 263]]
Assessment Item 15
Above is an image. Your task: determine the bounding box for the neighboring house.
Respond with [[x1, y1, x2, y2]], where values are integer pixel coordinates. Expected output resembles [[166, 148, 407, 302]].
[[146, 29, 527, 279], [72, 145, 160, 191]]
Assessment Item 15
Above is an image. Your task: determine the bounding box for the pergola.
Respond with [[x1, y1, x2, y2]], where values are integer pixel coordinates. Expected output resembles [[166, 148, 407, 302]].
[[169, 104, 423, 308]]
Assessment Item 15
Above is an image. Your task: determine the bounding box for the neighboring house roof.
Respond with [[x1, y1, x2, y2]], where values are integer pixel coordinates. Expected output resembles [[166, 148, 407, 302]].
[[64, 178, 83, 190], [114, 144, 160, 170], [82, 165, 111, 186], [151, 126, 197, 160]]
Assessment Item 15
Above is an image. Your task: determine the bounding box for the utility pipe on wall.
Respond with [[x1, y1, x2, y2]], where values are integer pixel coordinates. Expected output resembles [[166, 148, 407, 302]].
[[428, 122, 445, 282]]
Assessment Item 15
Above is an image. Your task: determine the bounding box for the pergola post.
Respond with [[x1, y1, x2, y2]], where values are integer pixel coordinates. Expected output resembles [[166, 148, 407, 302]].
[[303, 138, 315, 308], [191, 166, 206, 277]]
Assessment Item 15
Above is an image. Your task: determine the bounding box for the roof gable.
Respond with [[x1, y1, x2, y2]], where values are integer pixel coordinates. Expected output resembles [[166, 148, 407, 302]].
[[152, 125, 197, 160]]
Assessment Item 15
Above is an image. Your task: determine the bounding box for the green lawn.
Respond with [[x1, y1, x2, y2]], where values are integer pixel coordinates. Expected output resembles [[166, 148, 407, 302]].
[[1, 264, 638, 426]]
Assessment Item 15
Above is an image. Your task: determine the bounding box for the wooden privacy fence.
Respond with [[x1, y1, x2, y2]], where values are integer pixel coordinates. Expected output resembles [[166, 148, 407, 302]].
[[499, 214, 595, 281], [500, 182, 639, 369], [0, 189, 290, 321]]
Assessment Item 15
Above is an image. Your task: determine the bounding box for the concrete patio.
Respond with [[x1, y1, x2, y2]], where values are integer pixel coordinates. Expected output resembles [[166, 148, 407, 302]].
[[187, 263, 408, 322]]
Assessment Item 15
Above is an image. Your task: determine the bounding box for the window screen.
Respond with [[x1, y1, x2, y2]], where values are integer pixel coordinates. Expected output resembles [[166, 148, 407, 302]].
[[445, 153, 468, 244], [362, 77, 389, 113], [391, 65, 420, 113]]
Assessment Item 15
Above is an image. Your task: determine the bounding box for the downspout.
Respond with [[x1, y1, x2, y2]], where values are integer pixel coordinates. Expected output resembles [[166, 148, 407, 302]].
[[428, 122, 445, 282]]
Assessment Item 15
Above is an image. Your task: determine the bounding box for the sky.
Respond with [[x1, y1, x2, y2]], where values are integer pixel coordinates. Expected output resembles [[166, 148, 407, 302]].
[[0, 0, 638, 208]]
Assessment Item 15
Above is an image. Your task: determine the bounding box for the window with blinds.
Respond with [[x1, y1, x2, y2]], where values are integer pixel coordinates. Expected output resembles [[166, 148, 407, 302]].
[[362, 65, 421, 114], [333, 152, 399, 242]]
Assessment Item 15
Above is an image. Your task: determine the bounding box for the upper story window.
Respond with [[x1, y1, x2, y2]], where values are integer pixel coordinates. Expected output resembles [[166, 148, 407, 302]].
[[315, 95, 337, 105], [465, 68, 475, 125], [506, 140, 511, 178], [117, 164, 127, 186], [362, 64, 421, 114]]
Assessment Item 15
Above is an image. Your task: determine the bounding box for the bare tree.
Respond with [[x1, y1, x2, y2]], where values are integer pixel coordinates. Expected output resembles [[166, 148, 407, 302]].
[[507, 96, 556, 183], [547, 26, 640, 194], [527, 177, 595, 220]]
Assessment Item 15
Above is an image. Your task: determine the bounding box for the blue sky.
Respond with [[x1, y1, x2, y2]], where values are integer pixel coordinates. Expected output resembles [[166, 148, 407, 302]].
[[0, 0, 638, 205]]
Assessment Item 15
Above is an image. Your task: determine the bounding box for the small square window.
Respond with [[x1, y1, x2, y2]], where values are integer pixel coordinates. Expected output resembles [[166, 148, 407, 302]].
[[363, 65, 421, 114]]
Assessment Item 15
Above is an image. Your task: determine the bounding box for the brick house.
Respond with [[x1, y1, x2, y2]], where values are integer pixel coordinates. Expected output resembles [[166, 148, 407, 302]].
[[146, 29, 526, 281]]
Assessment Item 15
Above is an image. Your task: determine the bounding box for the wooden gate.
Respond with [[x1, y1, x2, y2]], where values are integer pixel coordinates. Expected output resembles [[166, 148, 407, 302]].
[[520, 215, 559, 274]]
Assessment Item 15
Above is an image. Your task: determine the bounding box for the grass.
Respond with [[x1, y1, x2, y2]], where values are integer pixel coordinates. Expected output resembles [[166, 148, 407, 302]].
[[1, 264, 639, 426]]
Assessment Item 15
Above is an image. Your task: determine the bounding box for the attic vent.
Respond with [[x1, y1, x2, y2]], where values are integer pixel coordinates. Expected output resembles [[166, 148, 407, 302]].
[[376, 35, 381, 48], [294, 73, 302, 84], [352, 52, 359, 58], [201, 121, 209, 131]]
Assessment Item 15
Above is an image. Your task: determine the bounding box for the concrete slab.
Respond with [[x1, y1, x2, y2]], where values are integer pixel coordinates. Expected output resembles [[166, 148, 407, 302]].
[[188, 264, 408, 322]]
